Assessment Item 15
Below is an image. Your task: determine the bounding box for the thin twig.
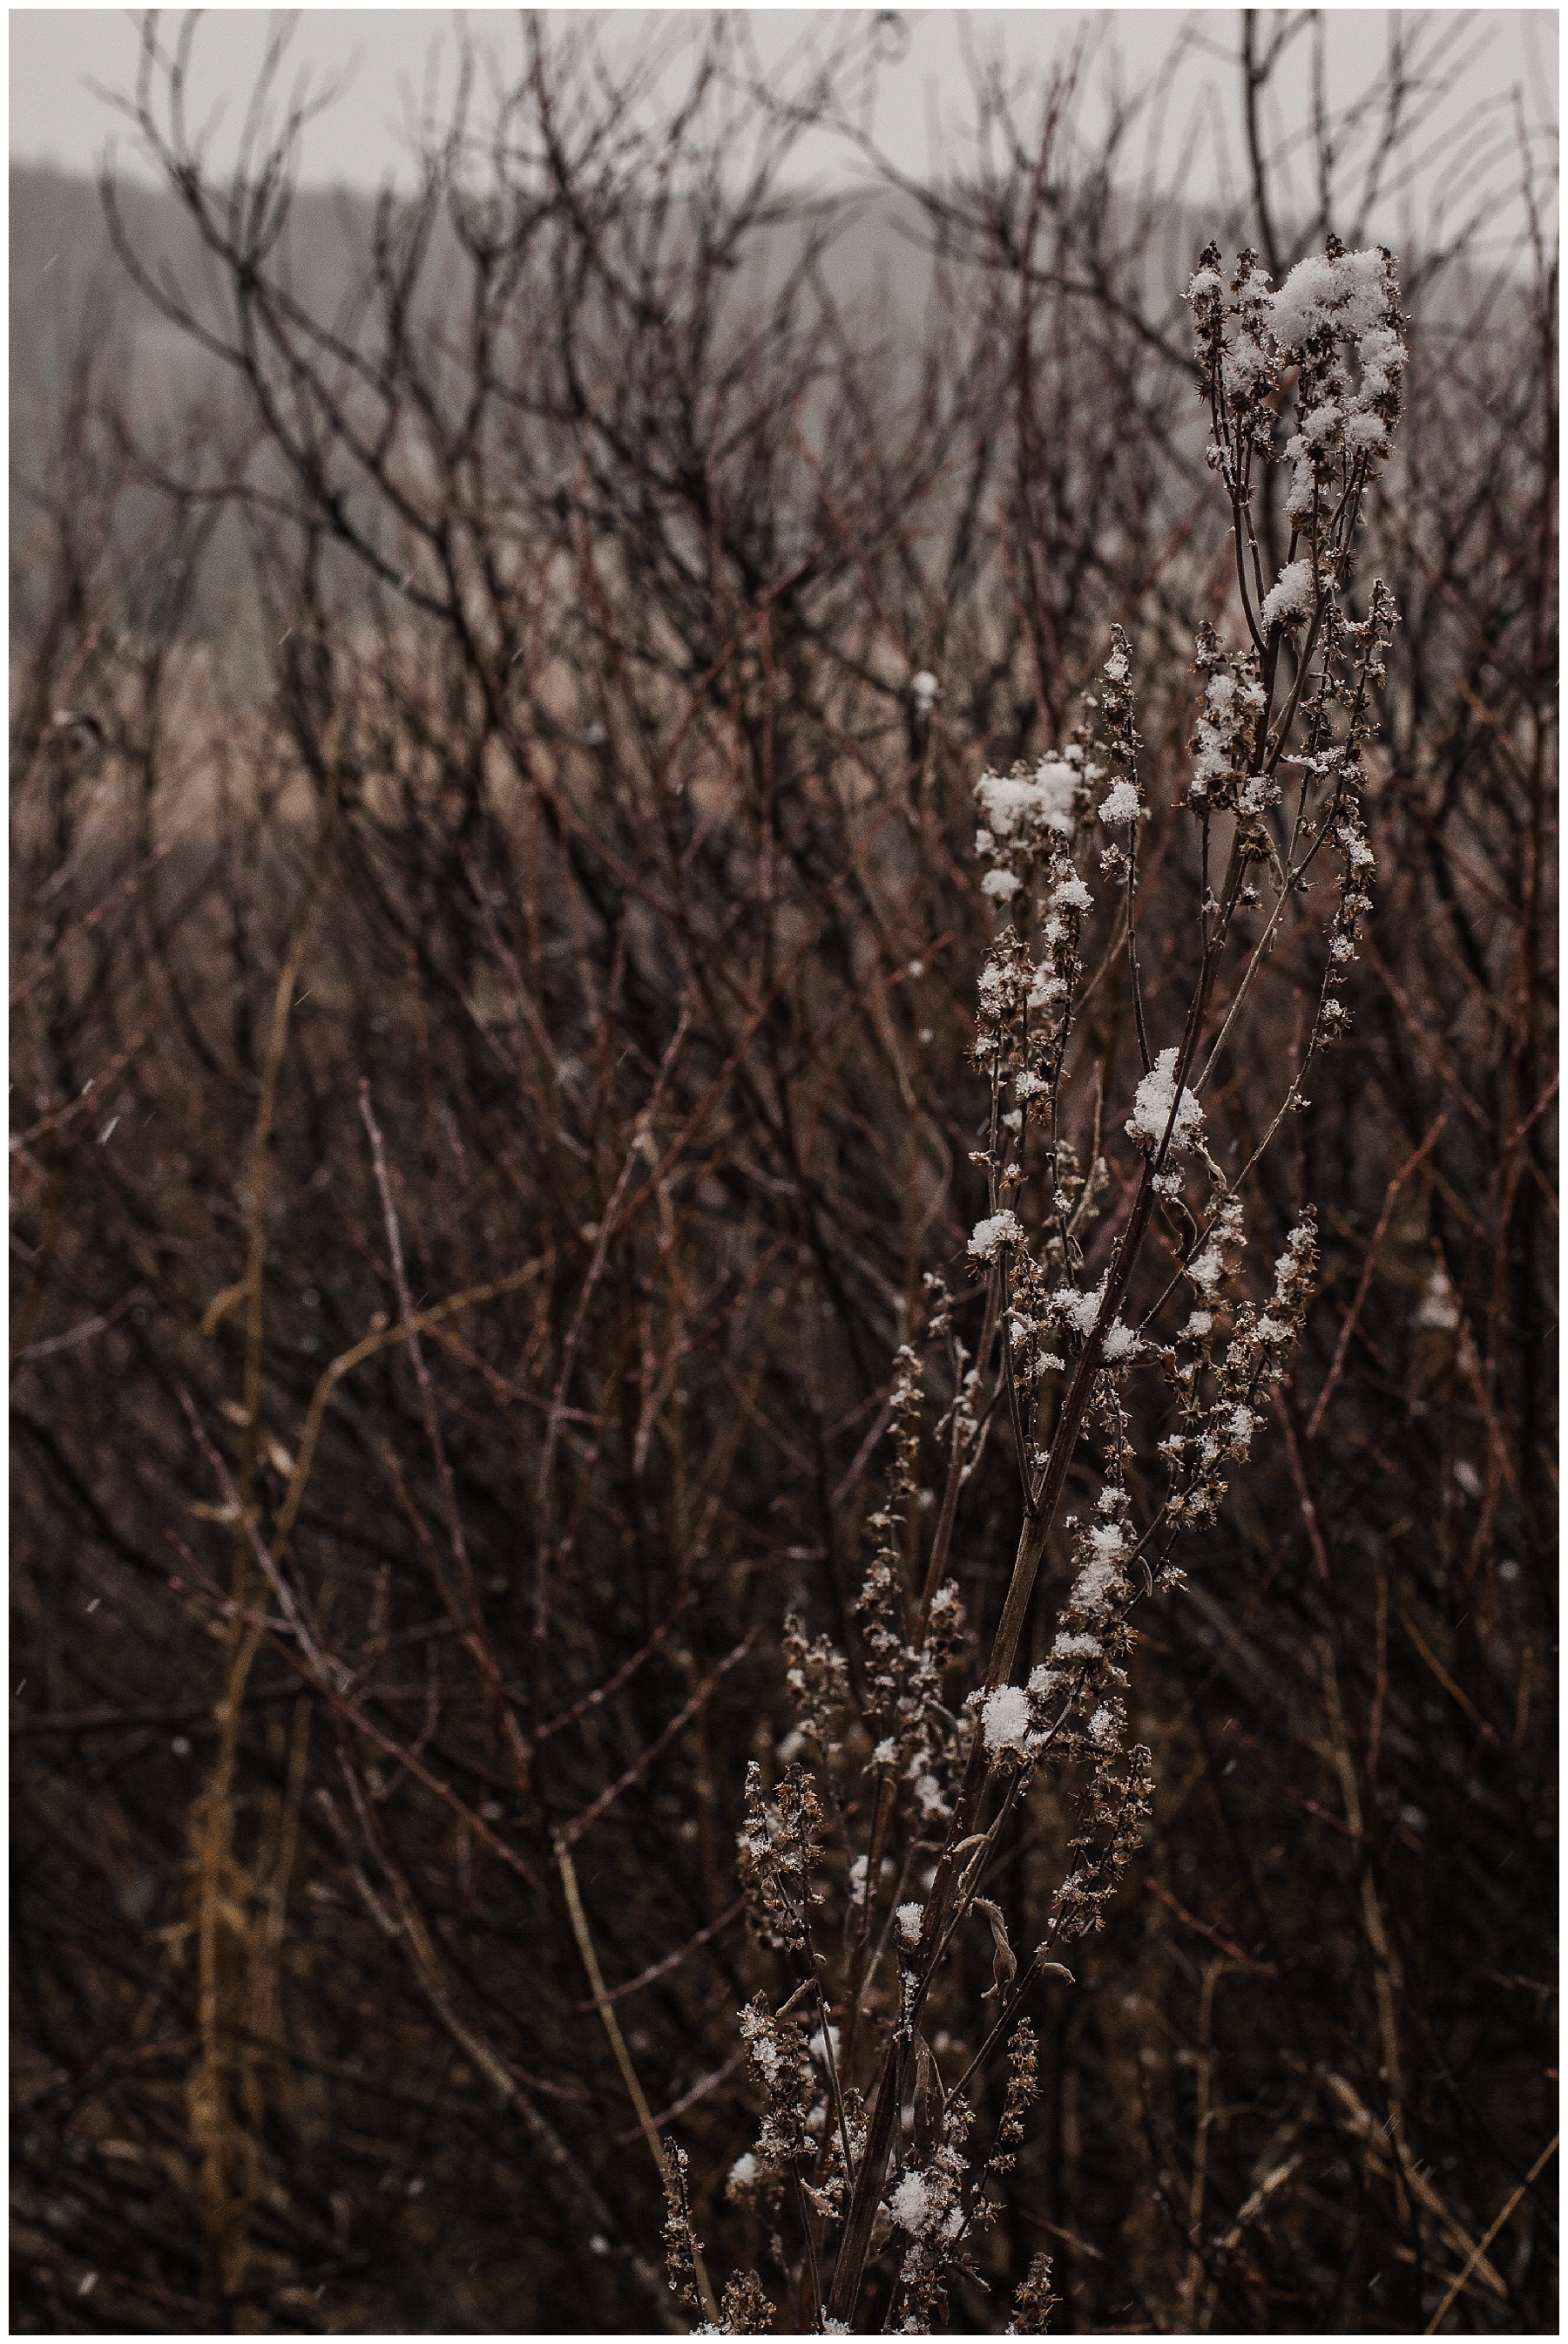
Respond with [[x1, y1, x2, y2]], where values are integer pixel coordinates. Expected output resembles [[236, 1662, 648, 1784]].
[[1423, 2133, 1558, 2334], [556, 1838, 721, 2327]]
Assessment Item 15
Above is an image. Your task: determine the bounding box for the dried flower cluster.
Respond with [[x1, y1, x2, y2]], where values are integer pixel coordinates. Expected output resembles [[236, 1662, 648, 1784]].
[[667, 243, 1409, 2334]]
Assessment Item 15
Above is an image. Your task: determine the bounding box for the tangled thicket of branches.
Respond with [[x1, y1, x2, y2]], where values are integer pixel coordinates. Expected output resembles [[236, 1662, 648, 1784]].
[[10, 14, 1557, 2335]]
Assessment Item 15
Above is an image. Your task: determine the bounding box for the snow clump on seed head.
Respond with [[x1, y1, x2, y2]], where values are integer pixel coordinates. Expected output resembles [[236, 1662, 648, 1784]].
[[890, 2171, 936, 2233], [977, 762, 1076, 843], [982, 1683, 1032, 1754], [1125, 1048, 1205, 1156], [970, 1210, 1023, 1264], [1268, 246, 1396, 350], [1260, 558, 1318, 634]]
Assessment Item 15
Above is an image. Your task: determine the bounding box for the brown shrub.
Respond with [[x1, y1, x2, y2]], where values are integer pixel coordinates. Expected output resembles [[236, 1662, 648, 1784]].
[[11, 18, 1555, 2334]]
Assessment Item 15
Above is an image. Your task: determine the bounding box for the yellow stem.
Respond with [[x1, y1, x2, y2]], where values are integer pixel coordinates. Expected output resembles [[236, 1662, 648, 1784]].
[[557, 1837, 721, 2327]]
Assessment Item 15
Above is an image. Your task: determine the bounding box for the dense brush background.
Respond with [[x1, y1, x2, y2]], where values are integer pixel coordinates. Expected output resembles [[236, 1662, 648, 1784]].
[[10, 14, 1558, 2334]]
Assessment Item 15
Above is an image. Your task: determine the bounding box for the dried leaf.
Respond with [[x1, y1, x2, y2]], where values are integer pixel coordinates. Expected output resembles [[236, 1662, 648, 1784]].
[[911, 2029, 946, 2157], [974, 1896, 1017, 1998]]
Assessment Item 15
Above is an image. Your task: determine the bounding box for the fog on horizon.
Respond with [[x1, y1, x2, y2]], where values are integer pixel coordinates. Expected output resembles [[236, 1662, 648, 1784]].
[[10, 7, 1558, 258]]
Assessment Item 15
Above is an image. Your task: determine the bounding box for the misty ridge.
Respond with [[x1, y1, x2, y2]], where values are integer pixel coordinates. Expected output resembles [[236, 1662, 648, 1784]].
[[13, 154, 1199, 669], [8, 136, 1529, 694]]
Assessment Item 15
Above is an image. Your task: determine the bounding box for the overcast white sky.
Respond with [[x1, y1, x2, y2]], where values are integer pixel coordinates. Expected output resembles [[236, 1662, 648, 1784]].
[[9, 8, 1558, 250]]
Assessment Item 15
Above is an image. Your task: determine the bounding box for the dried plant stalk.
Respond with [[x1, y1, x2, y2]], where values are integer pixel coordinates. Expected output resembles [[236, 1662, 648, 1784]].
[[714, 240, 1409, 2335]]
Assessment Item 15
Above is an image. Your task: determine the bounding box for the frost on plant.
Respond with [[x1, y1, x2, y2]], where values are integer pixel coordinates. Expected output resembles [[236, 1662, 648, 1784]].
[[691, 242, 1402, 2334], [1125, 1049, 1205, 1158], [1259, 558, 1316, 633], [980, 1683, 1031, 1754], [968, 1211, 1022, 1263]]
